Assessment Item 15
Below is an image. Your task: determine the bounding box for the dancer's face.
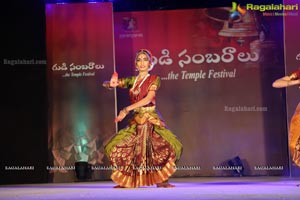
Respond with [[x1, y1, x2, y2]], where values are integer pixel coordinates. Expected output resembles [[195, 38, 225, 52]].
[[135, 53, 151, 73]]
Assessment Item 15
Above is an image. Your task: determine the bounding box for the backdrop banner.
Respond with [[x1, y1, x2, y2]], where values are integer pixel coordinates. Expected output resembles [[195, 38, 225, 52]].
[[46, 3, 291, 181], [114, 7, 288, 177], [46, 2, 115, 182]]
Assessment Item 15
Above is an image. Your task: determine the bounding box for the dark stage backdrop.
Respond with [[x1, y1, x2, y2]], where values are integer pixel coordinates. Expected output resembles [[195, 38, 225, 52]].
[[46, 2, 116, 182], [114, 7, 288, 177], [284, 0, 300, 177]]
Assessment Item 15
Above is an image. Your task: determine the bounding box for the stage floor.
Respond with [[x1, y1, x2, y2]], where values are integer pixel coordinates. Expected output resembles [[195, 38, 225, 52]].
[[0, 176, 299, 200]]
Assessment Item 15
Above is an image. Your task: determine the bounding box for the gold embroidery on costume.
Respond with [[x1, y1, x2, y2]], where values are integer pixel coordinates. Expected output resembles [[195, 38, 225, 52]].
[[289, 103, 300, 167], [149, 84, 158, 91], [104, 75, 182, 188]]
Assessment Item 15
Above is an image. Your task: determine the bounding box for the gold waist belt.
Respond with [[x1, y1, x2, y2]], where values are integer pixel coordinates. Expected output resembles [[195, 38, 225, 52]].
[[134, 106, 155, 113]]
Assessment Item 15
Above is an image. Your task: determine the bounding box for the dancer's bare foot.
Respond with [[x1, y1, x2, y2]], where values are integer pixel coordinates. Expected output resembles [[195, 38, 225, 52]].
[[113, 185, 125, 188], [156, 182, 175, 188]]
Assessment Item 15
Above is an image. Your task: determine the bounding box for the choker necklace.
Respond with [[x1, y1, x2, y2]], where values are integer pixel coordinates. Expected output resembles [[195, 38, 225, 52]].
[[131, 74, 150, 95]]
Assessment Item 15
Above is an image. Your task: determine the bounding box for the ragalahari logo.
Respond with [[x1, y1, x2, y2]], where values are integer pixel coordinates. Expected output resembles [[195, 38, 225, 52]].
[[229, 2, 247, 21]]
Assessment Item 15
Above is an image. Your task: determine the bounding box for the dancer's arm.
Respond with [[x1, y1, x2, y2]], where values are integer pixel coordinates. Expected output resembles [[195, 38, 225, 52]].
[[126, 91, 155, 112], [115, 90, 156, 122], [272, 75, 300, 88]]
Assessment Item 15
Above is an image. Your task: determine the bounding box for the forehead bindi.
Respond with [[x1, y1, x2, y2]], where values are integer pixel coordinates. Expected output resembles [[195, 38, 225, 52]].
[[137, 53, 149, 60]]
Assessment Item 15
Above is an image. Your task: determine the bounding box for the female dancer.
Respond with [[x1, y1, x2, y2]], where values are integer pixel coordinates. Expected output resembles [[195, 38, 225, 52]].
[[273, 68, 300, 167], [103, 49, 183, 188]]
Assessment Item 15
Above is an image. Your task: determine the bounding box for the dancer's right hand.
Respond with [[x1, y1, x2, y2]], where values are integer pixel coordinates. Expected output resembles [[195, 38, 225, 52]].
[[110, 72, 118, 87], [115, 110, 126, 123]]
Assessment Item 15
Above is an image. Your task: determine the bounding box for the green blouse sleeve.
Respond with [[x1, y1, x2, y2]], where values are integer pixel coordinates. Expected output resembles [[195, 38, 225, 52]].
[[149, 75, 161, 91]]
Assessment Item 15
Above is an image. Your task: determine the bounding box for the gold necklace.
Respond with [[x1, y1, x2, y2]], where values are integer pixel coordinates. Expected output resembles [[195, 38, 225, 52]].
[[131, 74, 150, 95]]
